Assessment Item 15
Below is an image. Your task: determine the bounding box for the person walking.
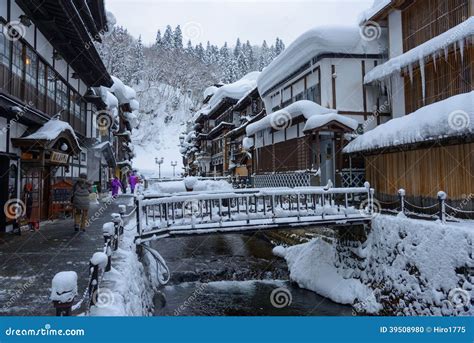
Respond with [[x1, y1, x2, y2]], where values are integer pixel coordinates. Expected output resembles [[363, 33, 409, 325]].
[[111, 176, 122, 197], [129, 171, 138, 194], [72, 173, 91, 232]]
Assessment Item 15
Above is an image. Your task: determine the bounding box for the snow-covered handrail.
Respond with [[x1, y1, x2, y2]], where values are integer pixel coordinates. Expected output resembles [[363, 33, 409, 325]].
[[135, 184, 374, 242]]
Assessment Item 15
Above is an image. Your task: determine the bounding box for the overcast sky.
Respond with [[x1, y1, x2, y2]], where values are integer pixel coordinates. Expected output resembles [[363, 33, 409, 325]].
[[105, 0, 374, 47]]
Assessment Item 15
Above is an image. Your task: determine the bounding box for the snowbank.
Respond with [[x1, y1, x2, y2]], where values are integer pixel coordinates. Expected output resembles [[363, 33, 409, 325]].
[[277, 238, 377, 307], [275, 215, 473, 315], [258, 26, 386, 96], [365, 17, 474, 84], [344, 91, 474, 153], [246, 100, 357, 136], [89, 221, 154, 316], [208, 72, 260, 111]]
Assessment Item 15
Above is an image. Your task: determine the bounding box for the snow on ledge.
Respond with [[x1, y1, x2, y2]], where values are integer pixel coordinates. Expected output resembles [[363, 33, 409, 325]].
[[246, 100, 357, 136], [344, 91, 474, 153], [304, 112, 358, 132], [258, 26, 386, 96], [364, 17, 474, 84], [357, 0, 392, 25], [23, 119, 82, 148]]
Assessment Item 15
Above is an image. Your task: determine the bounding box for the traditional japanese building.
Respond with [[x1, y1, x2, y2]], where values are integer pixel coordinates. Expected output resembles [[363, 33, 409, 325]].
[[0, 0, 116, 231], [246, 26, 389, 187], [344, 0, 473, 213]]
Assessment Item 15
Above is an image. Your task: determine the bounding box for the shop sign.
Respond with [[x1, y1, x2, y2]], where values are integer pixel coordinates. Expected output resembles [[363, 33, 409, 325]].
[[50, 151, 69, 164]]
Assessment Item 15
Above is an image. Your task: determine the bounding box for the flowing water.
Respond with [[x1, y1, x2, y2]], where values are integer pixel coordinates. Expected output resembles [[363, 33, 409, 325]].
[[151, 233, 351, 316]]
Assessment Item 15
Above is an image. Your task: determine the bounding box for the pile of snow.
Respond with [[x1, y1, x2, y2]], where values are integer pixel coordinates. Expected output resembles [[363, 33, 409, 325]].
[[23, 119, 81, 147], [344, 91, 474, 153], [358, 0, 392, 25], [203, 85, 218, 100], [242, 137, 254, 150], [50, 271, 78, 303], [208, 72, 260, 111], [90, 220, 154, 316], [275, 238, 378, 308], [246, 100, 357, 136], [258, 26, 386, 96], [275, 215, 473, 315], [149, 179, 233, 195], [365, 17, 474, 84]]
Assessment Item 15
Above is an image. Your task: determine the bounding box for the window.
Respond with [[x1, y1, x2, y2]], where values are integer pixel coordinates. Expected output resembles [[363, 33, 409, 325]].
[[306, 86, 321, 104], [12, 40, 23, 77], [0, 25, 10, 66], [38, 61, 46, 96], [294, 92, 304, 102], [56, 80, 69, 113], [24, 46, 37, 86]]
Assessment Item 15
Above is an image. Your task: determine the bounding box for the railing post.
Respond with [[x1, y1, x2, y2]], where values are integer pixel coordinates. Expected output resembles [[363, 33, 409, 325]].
[[245, 196, 250, 224], [102, 222, 114, 270], [398, 188, 405, 214], [135, 198, 141, 236], [437, 191, 447, 223], [89, 252, 108, 308], [51, 271, 77, 316], [111, 214, 122, 250]]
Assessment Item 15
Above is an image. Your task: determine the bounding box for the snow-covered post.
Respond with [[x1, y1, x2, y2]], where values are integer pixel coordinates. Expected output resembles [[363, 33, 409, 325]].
[[398, 188, 406, 214], [102, 222, 114, 270], [51, 271, 77, 316], [111, 213, 122, 249], [437, 191, 447, 223], [89, 252, 108, 307]]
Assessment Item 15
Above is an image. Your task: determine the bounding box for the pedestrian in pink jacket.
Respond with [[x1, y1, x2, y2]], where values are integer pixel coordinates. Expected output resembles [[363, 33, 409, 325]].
[[111, 177, 122, 197]]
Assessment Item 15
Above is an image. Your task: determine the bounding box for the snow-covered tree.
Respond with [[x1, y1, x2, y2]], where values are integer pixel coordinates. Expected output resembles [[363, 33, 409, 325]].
[[173, 25, 183, 50], [162, 25, 174, 50]]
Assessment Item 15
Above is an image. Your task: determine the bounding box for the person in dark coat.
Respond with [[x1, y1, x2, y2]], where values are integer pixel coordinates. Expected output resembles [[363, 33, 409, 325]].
[[72, 173, 91, 232]]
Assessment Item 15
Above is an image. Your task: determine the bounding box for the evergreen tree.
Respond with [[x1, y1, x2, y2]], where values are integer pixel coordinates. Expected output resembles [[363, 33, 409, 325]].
[[194, 42, 205, 61], [173, 25, 183, 50], [275, 37, 285, 56], [185, 39, 194, 55], [131, 35, 145, 84], [154, 29, 162, 49], [162, 25, 174, 50], [258, 40, 270, 71]]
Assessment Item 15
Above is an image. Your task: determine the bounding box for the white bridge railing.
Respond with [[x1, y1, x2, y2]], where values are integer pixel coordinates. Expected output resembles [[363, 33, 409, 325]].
[[135, 183, 375, 242]]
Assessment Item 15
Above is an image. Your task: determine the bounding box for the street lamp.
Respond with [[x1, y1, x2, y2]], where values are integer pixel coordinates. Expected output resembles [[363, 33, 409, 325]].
[[171, 161, 178, 177], [155, 157, 164, 179]]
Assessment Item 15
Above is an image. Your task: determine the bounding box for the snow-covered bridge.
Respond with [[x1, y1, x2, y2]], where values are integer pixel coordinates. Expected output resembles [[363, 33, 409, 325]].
[[134, 184, 375, 243]]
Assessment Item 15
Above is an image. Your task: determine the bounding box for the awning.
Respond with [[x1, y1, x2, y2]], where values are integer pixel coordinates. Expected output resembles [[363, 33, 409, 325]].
[[93, 141, 117, 168]]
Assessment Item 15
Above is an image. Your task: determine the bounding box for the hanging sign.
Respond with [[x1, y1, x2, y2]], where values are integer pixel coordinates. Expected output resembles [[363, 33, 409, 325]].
[[50, 151, 69, 164]]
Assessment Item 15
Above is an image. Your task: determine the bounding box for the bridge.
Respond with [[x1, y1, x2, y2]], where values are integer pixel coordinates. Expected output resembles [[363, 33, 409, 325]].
[[134, 184, 375, 243]]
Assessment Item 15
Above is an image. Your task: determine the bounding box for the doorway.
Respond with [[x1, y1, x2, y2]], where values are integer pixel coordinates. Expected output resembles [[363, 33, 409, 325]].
[[319, 135, 335, 185]]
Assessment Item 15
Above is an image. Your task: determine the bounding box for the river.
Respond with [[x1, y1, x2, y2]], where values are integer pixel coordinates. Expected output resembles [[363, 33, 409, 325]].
[[151, 232, 352, 316]]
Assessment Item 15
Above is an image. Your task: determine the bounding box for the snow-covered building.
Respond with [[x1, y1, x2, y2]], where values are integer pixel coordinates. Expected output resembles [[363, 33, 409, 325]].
[[248, 26, 388, 187], [344, 0, 473, 211], [0, 0, 115, 231], [187, 73, 260, 176]]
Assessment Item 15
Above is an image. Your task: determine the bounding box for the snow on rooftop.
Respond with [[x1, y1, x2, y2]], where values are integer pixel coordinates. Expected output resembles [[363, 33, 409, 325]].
[[358, 0, 392, 25], [50, 271, 78, 303], [365, 17, 474, 84], [304, 112, 359, 132], [101, 88, 119, 110], [344, 91, 474, 153], [23, 119, 81, 147], [109, 76, 137, 105], [203, 85, 218, 100], [246, 100, 356, 136], [258, 26, 387, 96], [208, 71, 260, 110]]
